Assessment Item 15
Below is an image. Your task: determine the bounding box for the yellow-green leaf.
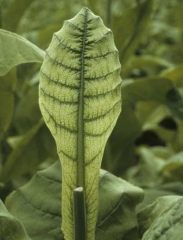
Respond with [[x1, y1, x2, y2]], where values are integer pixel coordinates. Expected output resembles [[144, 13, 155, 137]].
[[39, 7, 122, 240]]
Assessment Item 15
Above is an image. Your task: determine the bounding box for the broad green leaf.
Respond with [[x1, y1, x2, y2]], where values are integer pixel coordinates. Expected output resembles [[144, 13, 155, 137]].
[[141, 197, 183, 240], [161, 65, 183, 87], [106, 103, 141, 174], [126, 147, 164, 187], [0, 200, 31, 240], [0, 29, 44, 76], [150, 126, 176, 145], [14, 84, 42, 133], [112, 0, 154, 66], [97, 170, 143, 240], [0, 69, 16, 141], [107, 77, 183, 175], [5, 161, 144, 240], [125, 78, 183, 120], [123, 55, 173, 78], [122, 77, 177, 105], [151, 146, 174, 160], [160, 151, 183, 182], [135, 102, 170, 129], [171, 121, 183, 152], [138, 196, 182, 238], [165, 87, 183, 120], [39, 7, 122, 240], [137, 182, 183, 212], [135, 103, 177, 144]]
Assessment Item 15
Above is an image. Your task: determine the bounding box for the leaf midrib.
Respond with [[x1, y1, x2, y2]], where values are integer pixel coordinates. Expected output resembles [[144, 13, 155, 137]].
[[77, 8, 88, 188]]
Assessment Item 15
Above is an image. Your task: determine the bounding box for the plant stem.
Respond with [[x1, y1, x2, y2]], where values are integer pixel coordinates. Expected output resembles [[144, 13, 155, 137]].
[[107, 0, 112, 27], [73, 187, 86, 240]]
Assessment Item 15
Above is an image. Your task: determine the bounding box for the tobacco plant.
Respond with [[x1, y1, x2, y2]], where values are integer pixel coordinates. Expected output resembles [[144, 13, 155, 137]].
[[1, 1, 183, 240], [39, 7, 123, 240]]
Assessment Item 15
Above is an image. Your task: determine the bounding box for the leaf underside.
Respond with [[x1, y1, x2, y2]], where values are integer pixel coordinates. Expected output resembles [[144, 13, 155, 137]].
[[39, 7, 122, 240]]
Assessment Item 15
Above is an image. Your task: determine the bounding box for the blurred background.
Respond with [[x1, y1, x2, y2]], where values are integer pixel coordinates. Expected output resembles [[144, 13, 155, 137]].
[[1, 0, 183, 208]]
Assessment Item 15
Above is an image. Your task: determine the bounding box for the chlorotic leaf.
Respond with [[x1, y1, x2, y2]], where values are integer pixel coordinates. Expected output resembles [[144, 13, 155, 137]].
[[39, 7, 122, 240]]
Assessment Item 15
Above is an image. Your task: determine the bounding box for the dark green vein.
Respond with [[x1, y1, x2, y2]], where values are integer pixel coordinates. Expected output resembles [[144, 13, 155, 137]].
[[40, 70, 79, 90], [87, 16, 100, 23], [17, 189, 60, 218], [84, 99, 121, 122], [54, 34, 81, 54], [65, 20, 83, 33], [84, 148, 103, 166], [96, 193, 124, 228], [41, 102, 77, 134], [86, 30, 112, 45], [87, 25, 103, 31], [59, 149, 76, 162], [87, 198, 98, 210], [77, 8, 88, 188], [36, 172, 61, 183], [84, 50, 117, 60], [84, 66, 121, 81], [85, 117, 117, 137], [84, 83, 121, 98], [46, 51, 80, 72], [40, 87, 78, 105]]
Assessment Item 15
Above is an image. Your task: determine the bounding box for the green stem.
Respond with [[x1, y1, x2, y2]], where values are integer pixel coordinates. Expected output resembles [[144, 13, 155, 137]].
[[106, 0, 112, 27], [73, 187, 86, 240], [0, 0, 2, 28]]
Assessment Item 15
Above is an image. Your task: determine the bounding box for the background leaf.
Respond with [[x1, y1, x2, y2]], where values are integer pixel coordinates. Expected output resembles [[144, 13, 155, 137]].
[[141, 197, 183, 240], [5, 161, 144, 240], [2, 0, 36, 32], [113, 0, 154, 66], [138, 195, 182, 238], [0, 199, 31, 240], [1, 1, 183, 239], [0, 119, 43, 182], [106, 77, 183, 175], [0, 69, 16, 141], [0, 29, 44, 76]]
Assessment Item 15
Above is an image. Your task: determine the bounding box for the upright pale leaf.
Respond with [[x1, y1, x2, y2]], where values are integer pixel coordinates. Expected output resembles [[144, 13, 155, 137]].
[[39, 7, 122, 240]]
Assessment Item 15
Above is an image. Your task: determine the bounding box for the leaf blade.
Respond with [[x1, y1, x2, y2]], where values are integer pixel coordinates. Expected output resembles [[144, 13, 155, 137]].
[[0, 200, 31, 240], [5, 161, 143, 240], [39, 7, 122, 240], [0, 29, 44, 76]]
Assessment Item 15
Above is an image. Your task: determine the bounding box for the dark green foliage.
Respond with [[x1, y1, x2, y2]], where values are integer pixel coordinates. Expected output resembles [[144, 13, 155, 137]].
[[1, 0, 183, 239], [5, 161, 143, 240]]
